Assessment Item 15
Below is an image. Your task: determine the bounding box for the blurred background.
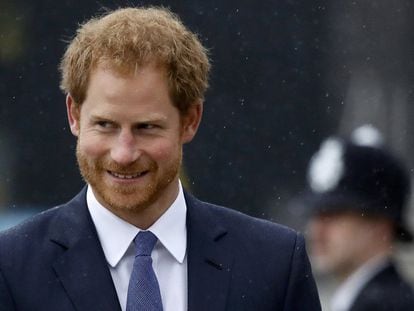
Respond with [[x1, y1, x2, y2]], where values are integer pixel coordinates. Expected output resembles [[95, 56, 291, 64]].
[[1, 0, 414, 308]]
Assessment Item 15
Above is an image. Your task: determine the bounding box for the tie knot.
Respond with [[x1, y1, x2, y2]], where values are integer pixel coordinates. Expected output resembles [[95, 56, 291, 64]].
[[134, 231, 158, 256]]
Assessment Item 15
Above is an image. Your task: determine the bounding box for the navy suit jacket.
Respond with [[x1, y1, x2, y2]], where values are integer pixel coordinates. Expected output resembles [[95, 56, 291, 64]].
[[350, 262, 414, 311], [0, 188, 321, 310]]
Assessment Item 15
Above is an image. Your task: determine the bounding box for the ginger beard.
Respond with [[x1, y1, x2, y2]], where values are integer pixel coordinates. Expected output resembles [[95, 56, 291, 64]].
[[76, 141, 182, 213]]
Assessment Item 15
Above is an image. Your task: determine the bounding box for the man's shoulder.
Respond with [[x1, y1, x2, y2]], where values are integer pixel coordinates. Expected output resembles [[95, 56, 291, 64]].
[[0, 205, 64, 241], [2, 187, 86, 231], [368, 263, 414, 294], [353, 263, 414, 310], [0, 205, 75, 261], [0, 189, 87, 263], [186, 192, 300, 245], [207, 200, 294, 232], [185, 194, 321, 311], [0, 205, 68, 273]]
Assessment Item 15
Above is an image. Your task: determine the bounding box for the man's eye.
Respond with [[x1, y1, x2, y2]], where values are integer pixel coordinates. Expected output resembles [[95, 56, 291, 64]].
[[138, 124, 156, 130], [97, 121, 113, 128]]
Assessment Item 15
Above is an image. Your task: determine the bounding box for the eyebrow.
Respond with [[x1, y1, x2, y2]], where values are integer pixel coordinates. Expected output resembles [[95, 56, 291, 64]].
[[89, 114, 168, 124]]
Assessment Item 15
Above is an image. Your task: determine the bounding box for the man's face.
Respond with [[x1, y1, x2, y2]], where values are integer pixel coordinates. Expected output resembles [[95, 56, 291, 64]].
[[66, 64, 201, 219], [306, 210, 382, 279]]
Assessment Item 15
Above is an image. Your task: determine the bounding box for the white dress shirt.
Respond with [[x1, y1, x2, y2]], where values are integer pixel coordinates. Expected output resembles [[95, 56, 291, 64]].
[[330, 255, 390, 311], [87, 184, 188, 311]]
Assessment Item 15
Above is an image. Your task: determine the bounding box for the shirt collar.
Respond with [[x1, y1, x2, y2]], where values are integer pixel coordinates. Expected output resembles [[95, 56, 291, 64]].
[[87, 183, 187, 268]]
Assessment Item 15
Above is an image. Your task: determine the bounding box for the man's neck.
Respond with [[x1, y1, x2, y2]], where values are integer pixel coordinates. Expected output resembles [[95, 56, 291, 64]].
[[92, 179, 180, 229]]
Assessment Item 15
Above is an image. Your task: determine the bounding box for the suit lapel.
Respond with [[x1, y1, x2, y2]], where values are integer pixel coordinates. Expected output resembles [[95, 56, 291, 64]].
[[185, 192, 233, 311], [49, 188, 233, 310], [50, 188, 121, 311]]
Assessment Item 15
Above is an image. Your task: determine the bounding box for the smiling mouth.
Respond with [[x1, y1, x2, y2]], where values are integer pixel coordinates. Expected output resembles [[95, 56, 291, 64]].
[[108, 170, 148, 179]]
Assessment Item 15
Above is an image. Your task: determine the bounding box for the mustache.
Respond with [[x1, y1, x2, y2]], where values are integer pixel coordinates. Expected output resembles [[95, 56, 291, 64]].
[[96, 159, 157, 173], [75, 143, 157, 173]]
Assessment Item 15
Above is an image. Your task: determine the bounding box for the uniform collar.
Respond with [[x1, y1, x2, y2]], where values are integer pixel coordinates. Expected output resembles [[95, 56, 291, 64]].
[[331, 255, 390, 311]]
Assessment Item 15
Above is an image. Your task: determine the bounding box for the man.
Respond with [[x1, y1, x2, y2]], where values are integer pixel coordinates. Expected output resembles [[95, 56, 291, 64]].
[[305, 125, 414, 311], [0, 7, 320, 311]]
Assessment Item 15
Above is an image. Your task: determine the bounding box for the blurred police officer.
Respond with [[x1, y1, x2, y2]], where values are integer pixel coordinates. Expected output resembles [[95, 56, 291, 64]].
[[305, 125, 414, 311]]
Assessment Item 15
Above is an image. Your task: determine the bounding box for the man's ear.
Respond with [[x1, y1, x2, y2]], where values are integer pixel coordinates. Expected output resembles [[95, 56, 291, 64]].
[[181, 100, 203, 144], [66, 94, 80, 137]]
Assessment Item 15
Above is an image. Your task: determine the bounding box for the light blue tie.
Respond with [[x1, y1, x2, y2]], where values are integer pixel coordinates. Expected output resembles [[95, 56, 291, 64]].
[[126, 231, 163, 311]]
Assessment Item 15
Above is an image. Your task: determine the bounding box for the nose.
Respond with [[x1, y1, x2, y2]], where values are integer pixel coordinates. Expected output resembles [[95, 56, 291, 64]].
[[110, 129, 141, 165]]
